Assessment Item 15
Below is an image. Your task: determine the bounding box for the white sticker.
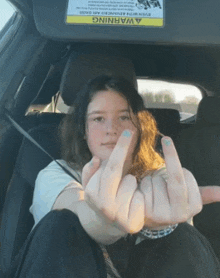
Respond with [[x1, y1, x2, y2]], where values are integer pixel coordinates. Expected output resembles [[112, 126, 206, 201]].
[[66, 0, 164, 27]]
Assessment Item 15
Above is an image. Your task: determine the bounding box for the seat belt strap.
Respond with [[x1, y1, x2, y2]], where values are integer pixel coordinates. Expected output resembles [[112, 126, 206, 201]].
[[6, 113, 81, 183]]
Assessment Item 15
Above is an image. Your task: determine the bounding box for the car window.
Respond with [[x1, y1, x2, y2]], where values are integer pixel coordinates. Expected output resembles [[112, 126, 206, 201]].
[[0, 0, 15, 31], [137, 79, 202, 121]]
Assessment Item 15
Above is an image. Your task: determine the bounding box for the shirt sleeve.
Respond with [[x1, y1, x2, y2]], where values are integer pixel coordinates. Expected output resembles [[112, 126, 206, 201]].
[[29, 160, 82, 226]]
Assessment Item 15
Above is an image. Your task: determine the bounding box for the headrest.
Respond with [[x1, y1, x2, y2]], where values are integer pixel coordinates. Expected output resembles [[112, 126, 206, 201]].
[[147, 108, 180, 137], [60, 45, 137, 106], [147, 108, 181, 124], [196, 97, 220, 125]]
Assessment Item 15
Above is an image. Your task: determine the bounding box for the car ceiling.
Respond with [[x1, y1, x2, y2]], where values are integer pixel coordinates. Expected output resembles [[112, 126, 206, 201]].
[[6, 0, 220, 102]]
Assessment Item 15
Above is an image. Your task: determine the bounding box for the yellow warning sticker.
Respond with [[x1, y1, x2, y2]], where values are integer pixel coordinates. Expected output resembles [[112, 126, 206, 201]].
[[66, 0, 164, 27], [66, 16, 163, 26]]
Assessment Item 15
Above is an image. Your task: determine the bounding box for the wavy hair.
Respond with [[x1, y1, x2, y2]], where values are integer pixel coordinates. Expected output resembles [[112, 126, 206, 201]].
[[60, 75, 164, 180]]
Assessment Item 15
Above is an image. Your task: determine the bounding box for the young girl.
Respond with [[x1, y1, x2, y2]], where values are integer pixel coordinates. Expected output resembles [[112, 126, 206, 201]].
[[8, 75, 220, 277]]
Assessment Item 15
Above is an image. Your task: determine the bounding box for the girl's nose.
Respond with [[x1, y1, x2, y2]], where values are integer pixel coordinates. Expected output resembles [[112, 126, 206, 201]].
[[105, 119, 118, 135]]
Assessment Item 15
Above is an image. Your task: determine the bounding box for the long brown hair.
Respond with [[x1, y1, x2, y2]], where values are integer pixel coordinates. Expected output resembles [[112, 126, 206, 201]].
[[60, 75, 164, 180]]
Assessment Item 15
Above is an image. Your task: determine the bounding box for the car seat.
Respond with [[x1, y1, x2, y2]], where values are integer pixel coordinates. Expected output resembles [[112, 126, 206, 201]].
[[177, 96, 220, 259]]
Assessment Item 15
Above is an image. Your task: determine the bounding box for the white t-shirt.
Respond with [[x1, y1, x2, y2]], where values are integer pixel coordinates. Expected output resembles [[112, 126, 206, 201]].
[[29, 159, 82, 227]]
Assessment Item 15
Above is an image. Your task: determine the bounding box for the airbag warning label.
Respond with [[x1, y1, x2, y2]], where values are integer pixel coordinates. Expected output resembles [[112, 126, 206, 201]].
[[66, 0, 164, 27]]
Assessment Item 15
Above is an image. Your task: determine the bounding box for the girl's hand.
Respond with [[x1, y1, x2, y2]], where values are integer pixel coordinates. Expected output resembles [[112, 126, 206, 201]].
[[140, 137, 203, 229], [82, 130, 145, 234]]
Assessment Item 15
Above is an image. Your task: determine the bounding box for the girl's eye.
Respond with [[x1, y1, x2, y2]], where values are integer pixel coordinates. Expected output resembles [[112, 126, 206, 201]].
[[120, 115, 130, 121], [93, 117, 104, 122]]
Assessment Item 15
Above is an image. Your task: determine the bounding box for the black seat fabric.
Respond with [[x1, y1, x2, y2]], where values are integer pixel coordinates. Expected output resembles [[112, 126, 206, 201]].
[[0, 113, 66, 215], [0, 120, 64, 273], [147, 108, 181, 137], [147, 108, 181, 156], [177, 97, 220, 259]]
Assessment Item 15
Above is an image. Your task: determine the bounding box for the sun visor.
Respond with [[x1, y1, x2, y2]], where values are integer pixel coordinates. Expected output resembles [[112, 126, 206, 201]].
[[32, 0, 220, 45]]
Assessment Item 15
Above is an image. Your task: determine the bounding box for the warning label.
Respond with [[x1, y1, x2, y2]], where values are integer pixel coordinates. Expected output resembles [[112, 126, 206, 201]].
[[66, 0, 164, 27]]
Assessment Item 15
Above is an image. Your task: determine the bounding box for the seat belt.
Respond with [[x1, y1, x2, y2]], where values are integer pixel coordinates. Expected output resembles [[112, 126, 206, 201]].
[[6, 112, 81, 183]]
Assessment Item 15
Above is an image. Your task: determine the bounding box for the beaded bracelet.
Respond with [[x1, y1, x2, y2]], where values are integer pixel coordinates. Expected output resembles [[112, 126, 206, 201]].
[[139, 224, 178, 240]]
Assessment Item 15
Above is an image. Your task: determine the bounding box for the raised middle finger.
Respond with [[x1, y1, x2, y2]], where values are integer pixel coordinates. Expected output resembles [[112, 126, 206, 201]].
[[161, 137, 188, 203], [99, 129, 134, 200]]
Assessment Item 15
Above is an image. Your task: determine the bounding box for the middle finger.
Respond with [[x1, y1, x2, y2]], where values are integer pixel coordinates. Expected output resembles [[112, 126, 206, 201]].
[[152, 175, 171, 223], [99, 130, 134, 200], [161, 137, 188, 202]]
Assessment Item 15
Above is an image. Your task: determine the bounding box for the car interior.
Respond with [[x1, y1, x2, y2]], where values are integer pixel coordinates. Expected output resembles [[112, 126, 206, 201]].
[[1, 0, 220, 275]]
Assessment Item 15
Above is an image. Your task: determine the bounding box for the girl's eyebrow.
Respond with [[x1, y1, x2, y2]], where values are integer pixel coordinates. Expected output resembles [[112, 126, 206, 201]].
[[87, 109, 130, 116]]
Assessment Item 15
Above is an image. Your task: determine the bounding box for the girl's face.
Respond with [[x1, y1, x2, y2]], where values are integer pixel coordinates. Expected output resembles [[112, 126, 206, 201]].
[[86, 90, 139, 164]]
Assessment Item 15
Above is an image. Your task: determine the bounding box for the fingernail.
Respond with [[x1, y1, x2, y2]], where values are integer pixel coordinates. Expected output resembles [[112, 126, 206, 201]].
[[122, 130, 132, 137], [163, 137, 172, 146]]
